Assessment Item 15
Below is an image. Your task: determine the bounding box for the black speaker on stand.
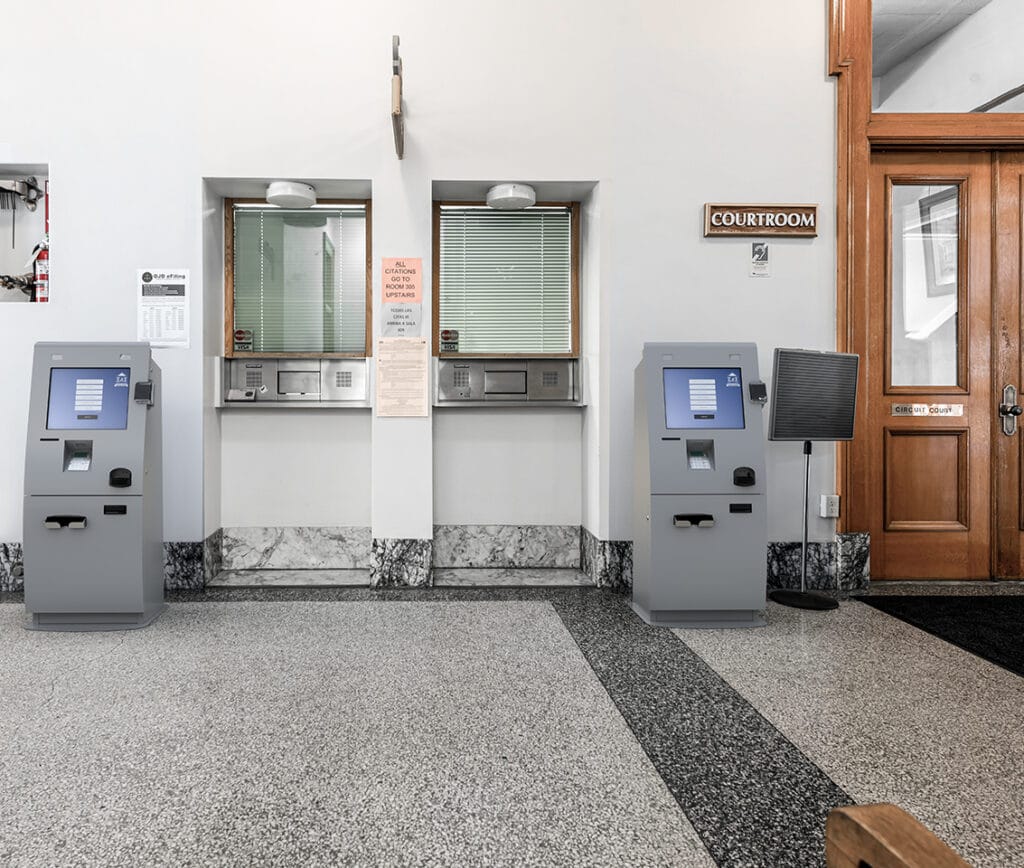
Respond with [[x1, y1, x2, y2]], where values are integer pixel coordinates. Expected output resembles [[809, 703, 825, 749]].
[[768, 348, 859, 611]]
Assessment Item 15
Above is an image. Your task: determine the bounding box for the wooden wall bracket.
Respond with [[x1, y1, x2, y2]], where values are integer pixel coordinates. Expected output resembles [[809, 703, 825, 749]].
[[392, 35, 404, 160]]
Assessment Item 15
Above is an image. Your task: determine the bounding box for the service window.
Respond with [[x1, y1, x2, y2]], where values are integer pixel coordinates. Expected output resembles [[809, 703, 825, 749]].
[[434, 202, 580, 357], [225, 200, 371, 356]]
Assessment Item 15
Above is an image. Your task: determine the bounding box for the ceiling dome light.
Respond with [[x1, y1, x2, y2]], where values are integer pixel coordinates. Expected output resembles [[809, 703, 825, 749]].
[[486, 183, 536, 210], [266, 181, 317, 208]]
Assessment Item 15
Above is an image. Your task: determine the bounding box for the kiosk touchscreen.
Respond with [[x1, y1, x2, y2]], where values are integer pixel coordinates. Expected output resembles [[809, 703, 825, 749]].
[[23, 342, 165, 631], [632, 343, 768, 627]]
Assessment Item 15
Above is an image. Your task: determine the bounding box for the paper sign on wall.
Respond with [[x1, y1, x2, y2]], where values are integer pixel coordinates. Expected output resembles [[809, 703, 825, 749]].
[[382, 303, 422, 337], [382, 258, 422, 303], [381, 257, 423, 337], [138, 268, 189, 348], [376, 336, 429, 417], [750, 242, 771, 277]]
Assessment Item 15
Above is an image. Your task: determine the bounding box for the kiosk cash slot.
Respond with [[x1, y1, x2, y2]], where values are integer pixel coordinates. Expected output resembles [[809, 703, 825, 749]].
[[632, 343, 768, 627], [23, 342, 165, 630]]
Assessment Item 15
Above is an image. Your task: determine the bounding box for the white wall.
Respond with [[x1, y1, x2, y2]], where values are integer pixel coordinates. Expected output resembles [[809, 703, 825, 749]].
[[875, 0, 1023, 112], [433, 411, 582, 525], [220, 410, 372, 527], [604, 2, 837, 540], [0, 0, 837, 546], [0, 1, 203, 542]]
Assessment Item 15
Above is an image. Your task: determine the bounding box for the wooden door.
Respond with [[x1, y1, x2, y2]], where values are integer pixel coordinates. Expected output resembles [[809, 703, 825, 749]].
[[852, 152, 992, 579], [993, 153, 1024, 578]]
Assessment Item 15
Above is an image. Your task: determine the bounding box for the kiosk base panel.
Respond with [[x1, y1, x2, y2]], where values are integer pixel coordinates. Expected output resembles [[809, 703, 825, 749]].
[[27, 603, 167, 632], [629, 600, 766, 629]]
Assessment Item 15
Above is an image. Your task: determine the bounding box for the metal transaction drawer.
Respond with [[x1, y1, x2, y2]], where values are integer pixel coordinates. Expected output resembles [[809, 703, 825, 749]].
[[277, 366, 321, 399], [436, 358, 579, 404], [484, 370, 527, 395]]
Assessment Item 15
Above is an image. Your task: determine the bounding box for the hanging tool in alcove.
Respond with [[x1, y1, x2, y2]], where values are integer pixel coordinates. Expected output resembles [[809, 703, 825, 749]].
[[0, 177, 44, 298], [0, 177, 42, 247]]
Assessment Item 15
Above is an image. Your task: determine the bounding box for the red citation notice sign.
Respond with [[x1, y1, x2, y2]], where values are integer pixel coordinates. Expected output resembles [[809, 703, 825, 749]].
[[382, 258, 422, 303]]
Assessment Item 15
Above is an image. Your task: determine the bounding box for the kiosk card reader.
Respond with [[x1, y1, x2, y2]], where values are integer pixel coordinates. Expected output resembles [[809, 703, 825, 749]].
[[23, 342, 165, 631], [632, 342, 767, 627]]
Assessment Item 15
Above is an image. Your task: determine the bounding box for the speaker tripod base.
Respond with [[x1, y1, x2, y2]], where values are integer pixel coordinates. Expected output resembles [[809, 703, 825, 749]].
[[768, 589, 839, 611]]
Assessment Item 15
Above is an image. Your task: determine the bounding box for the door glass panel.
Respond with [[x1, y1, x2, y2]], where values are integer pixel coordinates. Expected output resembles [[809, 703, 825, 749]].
[[890, 183, 959, 387], [873, 0, 1024, 112]]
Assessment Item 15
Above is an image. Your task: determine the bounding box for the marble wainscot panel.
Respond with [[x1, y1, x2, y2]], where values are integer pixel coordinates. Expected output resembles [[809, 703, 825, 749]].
[[164, 542, 204, 591], [204, 528, 224, 584], [432, 525, 581, 569], [836, 532, 870, 593], [580, 527, 632, 593], [371, 539, 432, 588], [0, 543, 24, 592], [222, 527, 372, 571], [432, 568, 593, 587]]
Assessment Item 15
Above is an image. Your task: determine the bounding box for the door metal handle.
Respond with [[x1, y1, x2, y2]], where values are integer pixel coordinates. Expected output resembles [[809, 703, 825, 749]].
[[1000, 385, 1021, 435]]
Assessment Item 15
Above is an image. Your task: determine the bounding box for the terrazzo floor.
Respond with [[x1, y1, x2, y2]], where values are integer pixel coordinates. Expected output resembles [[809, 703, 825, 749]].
[[0, 585, 1020, 866]]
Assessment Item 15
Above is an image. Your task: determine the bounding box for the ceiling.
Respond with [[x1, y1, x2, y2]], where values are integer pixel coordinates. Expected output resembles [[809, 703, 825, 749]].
[[873, 0, 994, 76]]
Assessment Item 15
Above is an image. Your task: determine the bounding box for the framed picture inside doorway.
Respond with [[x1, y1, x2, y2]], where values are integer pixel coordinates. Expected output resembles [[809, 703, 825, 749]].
[[919, 186, 959, 298]]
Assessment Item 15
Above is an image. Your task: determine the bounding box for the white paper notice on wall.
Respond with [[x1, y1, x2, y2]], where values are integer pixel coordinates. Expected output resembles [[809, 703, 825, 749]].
[[750, 242, 771, 277], [138, 269, 189, 348], [381, 303, 422, 337], [376, 336, 429, 417]]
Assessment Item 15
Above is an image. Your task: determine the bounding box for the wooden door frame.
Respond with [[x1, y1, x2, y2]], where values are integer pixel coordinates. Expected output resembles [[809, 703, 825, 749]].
[[829, 1, 1024, 561]]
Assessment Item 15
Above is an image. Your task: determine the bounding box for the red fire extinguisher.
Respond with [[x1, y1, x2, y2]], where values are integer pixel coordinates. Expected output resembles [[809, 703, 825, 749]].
[[33, 181, 49, 303]]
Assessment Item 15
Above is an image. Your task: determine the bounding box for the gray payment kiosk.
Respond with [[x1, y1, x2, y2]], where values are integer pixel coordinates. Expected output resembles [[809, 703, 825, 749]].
[[23, 342, 165, 631], [632, 342, 767, 628]]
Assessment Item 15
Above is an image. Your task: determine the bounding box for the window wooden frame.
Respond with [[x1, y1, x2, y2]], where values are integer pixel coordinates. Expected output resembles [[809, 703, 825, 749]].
[[224, 197, 372, 358], [830, 0, 1024, 533], [431, 200, 581, 358]]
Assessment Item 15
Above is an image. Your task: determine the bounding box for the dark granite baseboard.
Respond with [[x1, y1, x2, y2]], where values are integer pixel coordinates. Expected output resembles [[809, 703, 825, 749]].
[[370, 538, 433, 588], [164, 542, 204, 591], [768, 533, 870, 595], [580, 528, 632, 592], [0, 543, 24, 592]]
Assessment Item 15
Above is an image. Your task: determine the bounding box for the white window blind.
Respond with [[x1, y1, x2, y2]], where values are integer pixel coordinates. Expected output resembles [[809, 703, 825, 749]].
[[438, 206, 573, 354], [233, 205, 366, 353]]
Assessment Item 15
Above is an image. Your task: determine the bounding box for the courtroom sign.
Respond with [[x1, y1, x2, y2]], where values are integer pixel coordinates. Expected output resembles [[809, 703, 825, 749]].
[[704, 204, 818, 238]]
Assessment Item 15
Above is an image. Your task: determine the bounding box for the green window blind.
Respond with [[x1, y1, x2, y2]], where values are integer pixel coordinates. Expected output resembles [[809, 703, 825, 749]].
[[438, 206, 573, 354], [233, 205, 366, 353]]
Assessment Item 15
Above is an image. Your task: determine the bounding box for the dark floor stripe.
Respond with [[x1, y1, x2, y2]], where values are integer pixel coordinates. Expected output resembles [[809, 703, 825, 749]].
[[547, 592, 853, 868], [858, 595, 1024, 678], [4, 586, 852, 866]]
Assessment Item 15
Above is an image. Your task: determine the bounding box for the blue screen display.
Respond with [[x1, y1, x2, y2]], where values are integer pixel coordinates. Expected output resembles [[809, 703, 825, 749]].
[[663, 367, 745, 429], [46, 368, 131, 430]]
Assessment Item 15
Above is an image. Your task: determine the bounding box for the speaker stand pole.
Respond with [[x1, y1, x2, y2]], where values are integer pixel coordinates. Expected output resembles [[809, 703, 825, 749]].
[[768, 440, 839, 611]]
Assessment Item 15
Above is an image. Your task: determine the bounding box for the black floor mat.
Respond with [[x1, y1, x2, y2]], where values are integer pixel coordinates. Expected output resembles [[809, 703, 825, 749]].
[[859, 595, 1024, 678]]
